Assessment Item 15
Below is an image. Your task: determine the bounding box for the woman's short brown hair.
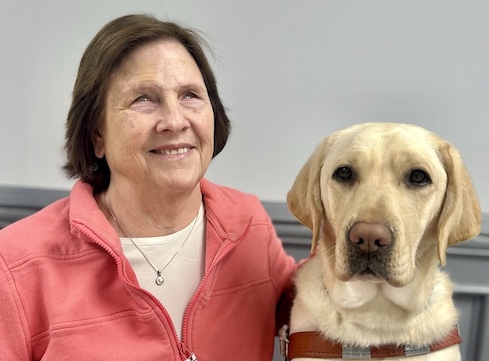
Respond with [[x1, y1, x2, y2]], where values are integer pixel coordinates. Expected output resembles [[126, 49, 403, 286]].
[[63, 14, 231, 193]]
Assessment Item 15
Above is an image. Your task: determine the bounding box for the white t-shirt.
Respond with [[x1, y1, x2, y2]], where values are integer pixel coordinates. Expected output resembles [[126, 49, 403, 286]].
[[120, 204, 205, 340]]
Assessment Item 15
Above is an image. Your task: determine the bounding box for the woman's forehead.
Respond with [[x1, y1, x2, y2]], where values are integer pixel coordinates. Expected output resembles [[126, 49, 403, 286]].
[[108, 40, 205, 92]]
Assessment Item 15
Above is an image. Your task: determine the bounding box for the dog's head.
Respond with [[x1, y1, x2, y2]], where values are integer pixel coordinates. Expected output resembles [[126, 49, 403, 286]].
[[287, 122, 481, 287]]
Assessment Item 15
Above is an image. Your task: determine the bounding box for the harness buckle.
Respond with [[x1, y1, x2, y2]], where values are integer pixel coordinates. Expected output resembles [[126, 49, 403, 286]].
[[279, 324, 290, 360]]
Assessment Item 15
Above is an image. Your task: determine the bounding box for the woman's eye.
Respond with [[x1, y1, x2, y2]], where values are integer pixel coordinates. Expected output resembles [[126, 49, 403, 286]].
[[183, 92, 197, 100], [408, 169, 431, 185], [333, 166, 354, 181], [130, 94, 158, 112], [134, 95, 151, 103]]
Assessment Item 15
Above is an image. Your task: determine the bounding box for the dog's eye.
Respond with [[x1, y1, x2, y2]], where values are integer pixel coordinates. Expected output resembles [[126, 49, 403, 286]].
[[408, 169, 431, 185], [334, 166, 354, 181]]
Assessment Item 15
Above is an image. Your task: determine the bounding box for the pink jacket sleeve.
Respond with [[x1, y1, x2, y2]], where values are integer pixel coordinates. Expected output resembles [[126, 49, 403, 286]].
[[265, 218, 298, 333], [0, 257, 30, 360]]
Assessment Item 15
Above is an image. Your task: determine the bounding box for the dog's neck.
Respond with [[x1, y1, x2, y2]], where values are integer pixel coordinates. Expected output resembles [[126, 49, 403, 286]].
[[292, 256, 459, 347], [319, 240, 443, 318], [323, 265, 437, 316], [328, 280, 435, 327], [320, 260, 458, 342]]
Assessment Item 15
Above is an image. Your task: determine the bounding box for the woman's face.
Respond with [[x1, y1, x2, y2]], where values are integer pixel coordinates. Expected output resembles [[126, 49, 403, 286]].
[[94, 40, 215, 195]]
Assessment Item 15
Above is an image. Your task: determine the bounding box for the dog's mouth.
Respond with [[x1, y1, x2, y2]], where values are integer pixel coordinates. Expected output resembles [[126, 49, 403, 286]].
[[358, 268, 376, 276], [355, 267, 385, 282], [351, 264, 406, 287], [348, 252, 391, 279]]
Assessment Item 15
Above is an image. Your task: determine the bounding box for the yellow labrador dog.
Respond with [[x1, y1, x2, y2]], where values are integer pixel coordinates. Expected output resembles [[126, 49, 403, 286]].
[[285, 123, 481, 361]]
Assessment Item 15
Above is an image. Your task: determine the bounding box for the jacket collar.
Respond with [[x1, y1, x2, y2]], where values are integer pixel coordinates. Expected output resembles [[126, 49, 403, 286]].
[[200, 178, 253, 242], [69, 180, 121, 250], [69, 179, 252, 251], [200, 178, 253, 271]]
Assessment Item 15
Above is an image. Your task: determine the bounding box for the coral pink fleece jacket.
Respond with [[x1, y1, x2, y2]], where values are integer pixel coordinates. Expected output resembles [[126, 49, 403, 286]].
[[0, 179, 296, 361]]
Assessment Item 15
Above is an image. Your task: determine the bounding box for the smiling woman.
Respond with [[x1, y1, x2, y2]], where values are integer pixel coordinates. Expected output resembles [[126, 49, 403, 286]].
[[94, 40, 215, 218], [0, 14, 297, 361]]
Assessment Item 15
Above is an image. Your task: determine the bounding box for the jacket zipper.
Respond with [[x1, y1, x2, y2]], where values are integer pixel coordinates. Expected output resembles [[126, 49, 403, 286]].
[[180, 207, 252, 347], [180, 239, 238, 345], [73, 224, 183, 354], [74, 222, 243, 360]]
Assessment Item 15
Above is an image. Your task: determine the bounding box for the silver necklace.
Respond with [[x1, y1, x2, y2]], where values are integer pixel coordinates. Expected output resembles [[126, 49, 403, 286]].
[[104, 195, 200, 286]]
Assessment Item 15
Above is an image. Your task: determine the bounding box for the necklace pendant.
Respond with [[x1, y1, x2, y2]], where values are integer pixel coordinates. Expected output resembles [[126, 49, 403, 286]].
[[155, 271, 164, 286]]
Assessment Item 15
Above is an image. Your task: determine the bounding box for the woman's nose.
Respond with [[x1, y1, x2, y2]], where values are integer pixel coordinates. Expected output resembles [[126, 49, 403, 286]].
[[155, 100, 190, 133]]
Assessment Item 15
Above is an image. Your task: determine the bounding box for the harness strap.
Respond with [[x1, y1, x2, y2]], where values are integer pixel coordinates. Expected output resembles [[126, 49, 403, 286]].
[[280, 325, 461, 359]]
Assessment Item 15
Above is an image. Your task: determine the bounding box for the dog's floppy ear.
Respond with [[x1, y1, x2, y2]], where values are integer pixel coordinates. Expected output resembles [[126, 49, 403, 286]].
[[287, 138, 330, 253], [437, 141, 481, 265]]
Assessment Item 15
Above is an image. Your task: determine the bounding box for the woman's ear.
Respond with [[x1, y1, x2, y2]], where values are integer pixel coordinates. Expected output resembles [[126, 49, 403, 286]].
[[92, 129, 105, 159]]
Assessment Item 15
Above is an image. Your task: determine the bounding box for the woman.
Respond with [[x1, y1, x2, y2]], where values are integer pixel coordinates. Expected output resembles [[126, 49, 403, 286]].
[[0, 14, 296, 360]]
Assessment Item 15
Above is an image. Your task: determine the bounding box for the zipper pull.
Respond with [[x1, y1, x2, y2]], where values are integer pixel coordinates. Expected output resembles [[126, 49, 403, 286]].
[[180, 346, 197, 361]]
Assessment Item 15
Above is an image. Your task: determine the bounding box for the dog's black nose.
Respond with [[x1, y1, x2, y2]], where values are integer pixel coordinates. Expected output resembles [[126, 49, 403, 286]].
[[349, 222, 391, 254]]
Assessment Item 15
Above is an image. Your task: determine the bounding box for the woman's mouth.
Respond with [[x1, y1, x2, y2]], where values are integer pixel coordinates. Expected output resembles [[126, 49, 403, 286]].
[[151, 147, 190, 155]]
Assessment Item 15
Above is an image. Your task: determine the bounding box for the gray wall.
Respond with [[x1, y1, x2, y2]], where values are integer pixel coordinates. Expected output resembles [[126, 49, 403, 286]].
[[0, 0, 488, 212]]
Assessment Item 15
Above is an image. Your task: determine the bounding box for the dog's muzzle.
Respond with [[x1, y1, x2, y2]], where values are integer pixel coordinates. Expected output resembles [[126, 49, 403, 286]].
[[347, 222, 394, 280]]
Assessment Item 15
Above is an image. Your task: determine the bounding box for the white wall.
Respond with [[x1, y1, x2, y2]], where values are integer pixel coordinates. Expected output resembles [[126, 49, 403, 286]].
[[1, 0, 488, 213]]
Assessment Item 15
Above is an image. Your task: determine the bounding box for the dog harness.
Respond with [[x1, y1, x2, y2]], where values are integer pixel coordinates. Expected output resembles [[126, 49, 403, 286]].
[[279, 325, 461, 359]]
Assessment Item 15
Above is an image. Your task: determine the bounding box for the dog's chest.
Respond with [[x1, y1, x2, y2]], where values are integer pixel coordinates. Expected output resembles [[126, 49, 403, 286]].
[[289, 257, 461, 361]]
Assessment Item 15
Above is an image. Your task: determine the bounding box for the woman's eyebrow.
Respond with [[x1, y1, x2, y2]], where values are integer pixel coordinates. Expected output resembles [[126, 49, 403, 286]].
[[123, 81, 160, 92], [120, 77, 207, 96]]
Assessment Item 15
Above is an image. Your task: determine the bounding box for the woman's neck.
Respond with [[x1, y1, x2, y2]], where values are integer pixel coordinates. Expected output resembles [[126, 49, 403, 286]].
[[98, 183, 203, 238]]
